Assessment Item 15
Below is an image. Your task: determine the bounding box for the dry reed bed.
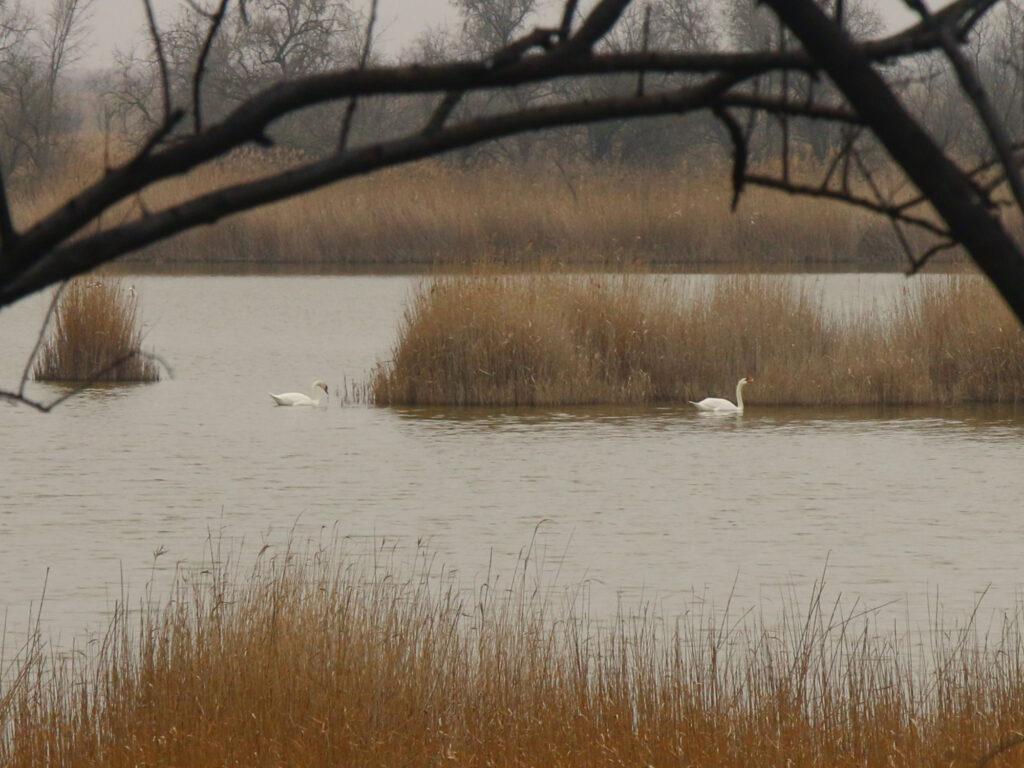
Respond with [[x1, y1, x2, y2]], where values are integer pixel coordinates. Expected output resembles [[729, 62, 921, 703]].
[[33, 277, 159, 383], [373, 273, 1024, 406], [3, 546, 1024, 767], [15, 144, 909, 266]]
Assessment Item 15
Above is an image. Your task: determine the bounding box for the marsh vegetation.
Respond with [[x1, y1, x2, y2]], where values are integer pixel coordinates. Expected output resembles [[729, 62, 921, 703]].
[[2, 546, 1023, 768], [33, 278, 159, 383], [373, 272, 1024, 407], [15, 150, 915, 268]]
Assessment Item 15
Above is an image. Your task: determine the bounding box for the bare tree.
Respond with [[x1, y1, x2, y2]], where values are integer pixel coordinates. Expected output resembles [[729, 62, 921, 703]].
[[454, 0, 538, 55], [101, 0, 361, 150], [449, 0, 544, 163], [3, 0, 1024, 411], [0, 0, 93, 174]]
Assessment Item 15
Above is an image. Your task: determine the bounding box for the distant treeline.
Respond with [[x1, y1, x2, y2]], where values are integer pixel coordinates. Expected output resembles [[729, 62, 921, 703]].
[[2, 0, 1023, 180]]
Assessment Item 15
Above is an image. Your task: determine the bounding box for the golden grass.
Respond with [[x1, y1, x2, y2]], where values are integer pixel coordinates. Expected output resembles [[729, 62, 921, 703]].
[[372, 272, 1024, 406], [12, 140, 913, 266], [33, 277, 160, 383], [3, 543, 1024, 767]]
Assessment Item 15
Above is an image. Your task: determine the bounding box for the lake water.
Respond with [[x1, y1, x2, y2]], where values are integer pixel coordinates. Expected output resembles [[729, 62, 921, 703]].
[[1, 272, 1022, 645]]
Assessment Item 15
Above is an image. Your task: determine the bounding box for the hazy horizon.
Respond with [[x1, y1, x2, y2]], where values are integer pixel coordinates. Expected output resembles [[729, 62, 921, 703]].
[[22, 0, 920, 73]]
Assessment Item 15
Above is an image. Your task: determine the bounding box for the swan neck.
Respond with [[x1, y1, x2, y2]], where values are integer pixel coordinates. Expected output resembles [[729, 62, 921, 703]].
[[736, 381, 746, 411]]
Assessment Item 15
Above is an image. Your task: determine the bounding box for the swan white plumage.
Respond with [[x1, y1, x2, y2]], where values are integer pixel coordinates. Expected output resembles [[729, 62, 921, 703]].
[[269, 379, 328, 407], [690, 377, 753, 413]]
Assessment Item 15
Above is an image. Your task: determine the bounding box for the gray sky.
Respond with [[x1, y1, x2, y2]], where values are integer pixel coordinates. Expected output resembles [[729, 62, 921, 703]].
[[26, 0, 919, 72]]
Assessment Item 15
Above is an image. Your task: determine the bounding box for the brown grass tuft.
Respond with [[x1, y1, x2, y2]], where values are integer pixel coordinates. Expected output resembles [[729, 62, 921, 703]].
[[33, 278, 160, 383], [3, 545, 1024, 767], [373, 272, 1024, 406]]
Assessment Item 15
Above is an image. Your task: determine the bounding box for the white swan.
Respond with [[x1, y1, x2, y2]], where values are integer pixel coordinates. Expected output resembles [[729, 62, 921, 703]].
[[269, 379, 329, 407], [690, 377, 753, 413]]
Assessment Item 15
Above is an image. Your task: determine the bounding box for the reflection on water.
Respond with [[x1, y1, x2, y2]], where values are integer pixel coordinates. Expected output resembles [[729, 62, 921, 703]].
[[1, 273, 1023, 645]]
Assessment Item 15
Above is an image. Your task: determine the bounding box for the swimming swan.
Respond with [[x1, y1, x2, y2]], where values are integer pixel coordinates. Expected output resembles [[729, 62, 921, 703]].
[[690, 377, 753, 413], [269, 380, 329, 407]]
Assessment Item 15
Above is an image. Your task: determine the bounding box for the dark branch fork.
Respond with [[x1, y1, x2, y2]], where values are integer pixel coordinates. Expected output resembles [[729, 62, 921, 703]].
[[337, 0, 378, 152], [0, 0, 993, 303], [760, 0, 1024, 320], [193, 0, 232, 134]]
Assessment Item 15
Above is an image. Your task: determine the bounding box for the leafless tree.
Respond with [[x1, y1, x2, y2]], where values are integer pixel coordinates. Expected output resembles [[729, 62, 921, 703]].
[[0, 0, 93, 175], [3, 0, 1024, 412], [454, 0, 538, 56], [101, 0, 362, 150]]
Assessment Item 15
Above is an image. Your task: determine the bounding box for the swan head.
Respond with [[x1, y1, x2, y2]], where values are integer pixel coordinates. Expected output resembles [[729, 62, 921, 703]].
[[312, 379, 328, 395], [738, 376, 753, 387]]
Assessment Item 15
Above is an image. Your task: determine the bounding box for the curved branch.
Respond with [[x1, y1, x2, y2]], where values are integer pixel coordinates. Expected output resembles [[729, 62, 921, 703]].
[[5, 75, 760, 304]]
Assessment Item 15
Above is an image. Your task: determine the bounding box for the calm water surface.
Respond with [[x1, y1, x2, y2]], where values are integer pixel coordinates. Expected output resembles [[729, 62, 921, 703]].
[[1, 273, 1022, 643]]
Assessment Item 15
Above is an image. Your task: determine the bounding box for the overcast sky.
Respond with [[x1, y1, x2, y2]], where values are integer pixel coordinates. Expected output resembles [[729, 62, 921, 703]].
[[22, 0, 920, 72]]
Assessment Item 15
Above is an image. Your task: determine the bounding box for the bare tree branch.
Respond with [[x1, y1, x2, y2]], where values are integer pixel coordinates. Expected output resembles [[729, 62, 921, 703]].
[[338, 0, 378, 151], [906, 238, 959, 275], [745, 173, 950, 237], [561, 0, 631, 55], [0, 164, 16, 248], [906, 0, 1024, 215], [193, 0, 231, 133], [0, 349, 172, 413], [2, 20, 942, 290], [713, 106, 747, 210], [0, 0, 1019, 330], [17, 281, 66, 398], [141, 0, 171, 122], [559, 0, 579, 39], [636, 5, 651, 97], [762, 0, 1024, 321]]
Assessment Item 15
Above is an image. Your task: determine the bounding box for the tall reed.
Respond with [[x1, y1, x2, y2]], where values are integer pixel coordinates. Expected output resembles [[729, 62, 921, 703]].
[[13, 142, 917, 266], [373, 272, 1024, 406], [2, 544, 1024, 767], [33, 278, 159, 383]]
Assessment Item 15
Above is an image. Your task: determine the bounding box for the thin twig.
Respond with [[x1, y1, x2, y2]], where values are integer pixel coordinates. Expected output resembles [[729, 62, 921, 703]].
[[746, 172, 951, 237], [551, 155, 579, 205], [142, 0, 171, 122], [905, 0, 1024, 213], [779, 21, 790, 184], [193, 0, 231, 133], [339, 0, 378, 152], [906, 238, 958, 274], [852, 148, 922, 269], [713, 106, 747, 211], [1, 349, 172, 413], [894, 140, 1024, 212], [637, 5, 651, 97], [819, 128, 860, 191], [18, 281, 67, 397], [0, 163, 16, 248], [127, 109, 185, 169]]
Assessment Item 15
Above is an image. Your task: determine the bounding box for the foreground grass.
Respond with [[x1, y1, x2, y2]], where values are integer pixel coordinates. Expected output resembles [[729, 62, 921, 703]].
[[3, 545, 1024, 767], [33, 278, 159, 383], [16, 143, 915, 266], [373, 273, 1024, 406]]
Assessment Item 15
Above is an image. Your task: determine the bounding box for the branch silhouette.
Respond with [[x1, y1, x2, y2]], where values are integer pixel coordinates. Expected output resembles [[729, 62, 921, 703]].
[[0, 0, 1021, 342]]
